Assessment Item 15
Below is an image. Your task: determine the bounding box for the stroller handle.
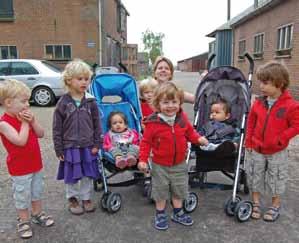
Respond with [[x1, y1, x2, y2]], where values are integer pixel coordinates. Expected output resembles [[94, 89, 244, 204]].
[[244, 53, 254, 75], [207, 53, 216, 71]]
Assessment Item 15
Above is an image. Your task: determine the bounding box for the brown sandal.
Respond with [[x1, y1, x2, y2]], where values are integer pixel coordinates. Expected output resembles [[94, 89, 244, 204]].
[[251, 203, 262, 220]]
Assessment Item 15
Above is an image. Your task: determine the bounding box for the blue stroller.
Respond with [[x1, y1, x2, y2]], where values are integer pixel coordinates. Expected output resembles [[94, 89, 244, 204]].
[[90, 73, 199, 214], [90, 73, 145, 213]]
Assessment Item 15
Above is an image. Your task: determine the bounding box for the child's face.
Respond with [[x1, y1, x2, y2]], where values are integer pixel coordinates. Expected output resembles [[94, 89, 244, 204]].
[[110, 114, 127, 133], [5, 93, 30, 117], [158, 95, 180, 117], [154, 61, 172, 83], [259, 80, 282, 99], [210, 103, 230, 122], [66, 75, 90, 95], [142, 89, 154, 103]]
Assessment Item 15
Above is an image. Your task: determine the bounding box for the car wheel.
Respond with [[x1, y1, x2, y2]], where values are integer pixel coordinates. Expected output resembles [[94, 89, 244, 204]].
[[32, 86, 55, 106]]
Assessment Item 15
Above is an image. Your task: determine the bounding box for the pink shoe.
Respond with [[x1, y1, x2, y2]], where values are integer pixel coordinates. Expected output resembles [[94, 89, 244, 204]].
[[115, 157, 127, 169], [126, 155, 137, 167]]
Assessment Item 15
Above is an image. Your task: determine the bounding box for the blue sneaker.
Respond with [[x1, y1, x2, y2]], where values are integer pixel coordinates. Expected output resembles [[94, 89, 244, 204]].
[[154, 213, 168, 230], [171, 210, 194, 226]]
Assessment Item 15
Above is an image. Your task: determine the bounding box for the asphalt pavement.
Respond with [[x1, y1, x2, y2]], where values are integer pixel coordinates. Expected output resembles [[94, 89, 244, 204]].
[[0, 72, 298, 243]]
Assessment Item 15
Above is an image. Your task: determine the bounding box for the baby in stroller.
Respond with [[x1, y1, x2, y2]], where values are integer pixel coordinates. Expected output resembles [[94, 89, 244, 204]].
[[199, 98, 239, 153], [103, 111, 139, 169]]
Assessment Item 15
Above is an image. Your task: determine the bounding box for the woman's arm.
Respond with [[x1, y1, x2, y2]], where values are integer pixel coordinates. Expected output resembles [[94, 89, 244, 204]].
[[183, 91, 195, 104]]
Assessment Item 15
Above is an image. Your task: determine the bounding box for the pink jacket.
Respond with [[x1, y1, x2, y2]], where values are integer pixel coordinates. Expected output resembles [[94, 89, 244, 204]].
[[103, 128, 139, 152]]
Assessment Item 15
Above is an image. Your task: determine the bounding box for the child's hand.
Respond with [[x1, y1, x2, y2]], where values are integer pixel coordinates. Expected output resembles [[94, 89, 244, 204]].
[[138, 161, 148, 172], [198, 136, 209, 146], [19, 110, 34, 123], [91, 147, 99, 155], [58, 155, 64, 161]]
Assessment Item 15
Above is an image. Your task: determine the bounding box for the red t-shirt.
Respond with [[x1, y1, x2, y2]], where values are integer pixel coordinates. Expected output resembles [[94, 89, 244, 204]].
[[141, 101, 154, 118], [0, 113, 43, 176]]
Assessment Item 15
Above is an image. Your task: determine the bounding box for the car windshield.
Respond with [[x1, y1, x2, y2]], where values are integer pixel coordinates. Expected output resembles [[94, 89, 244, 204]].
[[41, 61, 62, 73]]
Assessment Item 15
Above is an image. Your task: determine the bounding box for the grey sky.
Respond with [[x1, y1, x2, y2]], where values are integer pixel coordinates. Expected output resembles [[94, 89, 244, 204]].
[[121, 0, 253, 64]]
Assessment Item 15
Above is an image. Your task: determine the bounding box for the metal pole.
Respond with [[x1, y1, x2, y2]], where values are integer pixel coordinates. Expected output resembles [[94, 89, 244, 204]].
[[227, 0, 231, 21]]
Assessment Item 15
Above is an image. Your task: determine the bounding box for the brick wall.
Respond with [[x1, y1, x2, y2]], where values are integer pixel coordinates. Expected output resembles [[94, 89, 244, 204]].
[[0, 0, 100, 65], [233, 0, 299, 100]]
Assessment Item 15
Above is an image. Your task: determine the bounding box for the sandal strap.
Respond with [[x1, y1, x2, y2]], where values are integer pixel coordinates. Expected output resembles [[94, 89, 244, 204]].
[[17, 221, 31, 232], [32, 211, 54, 226]]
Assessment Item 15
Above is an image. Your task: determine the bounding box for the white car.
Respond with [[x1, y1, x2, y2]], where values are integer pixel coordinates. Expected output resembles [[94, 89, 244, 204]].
[[0, 59, 65, 106]]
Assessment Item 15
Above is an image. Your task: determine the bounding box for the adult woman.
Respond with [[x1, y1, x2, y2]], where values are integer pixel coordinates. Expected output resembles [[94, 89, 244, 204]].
[[152, 56, 195, 103]]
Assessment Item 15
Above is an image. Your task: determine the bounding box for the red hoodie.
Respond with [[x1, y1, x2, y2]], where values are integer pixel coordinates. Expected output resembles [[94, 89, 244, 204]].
[[245, 90, 299, 154], [139, 111, 201, 166]]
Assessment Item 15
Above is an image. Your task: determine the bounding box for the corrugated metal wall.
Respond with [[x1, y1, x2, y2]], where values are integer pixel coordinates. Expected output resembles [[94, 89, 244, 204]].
[[210, 30, 233, 68]]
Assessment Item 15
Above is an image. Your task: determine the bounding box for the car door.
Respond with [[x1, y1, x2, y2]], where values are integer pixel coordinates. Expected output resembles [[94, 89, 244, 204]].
[[9, 61, 41, 88], [0, 61, 10, 82]]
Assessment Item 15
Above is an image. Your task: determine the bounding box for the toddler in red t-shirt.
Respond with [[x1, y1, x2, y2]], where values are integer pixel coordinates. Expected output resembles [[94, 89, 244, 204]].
[[0, 79, 54, 239]]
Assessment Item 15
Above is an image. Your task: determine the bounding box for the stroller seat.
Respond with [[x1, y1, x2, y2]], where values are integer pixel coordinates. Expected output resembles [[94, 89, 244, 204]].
[[90, 73, 144, 213], [98, 101, 141, 172]]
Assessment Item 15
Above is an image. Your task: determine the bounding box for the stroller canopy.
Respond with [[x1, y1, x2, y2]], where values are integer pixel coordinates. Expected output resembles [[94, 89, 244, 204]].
[[90, 73, 142, 134], [194, 66, 251, 128]]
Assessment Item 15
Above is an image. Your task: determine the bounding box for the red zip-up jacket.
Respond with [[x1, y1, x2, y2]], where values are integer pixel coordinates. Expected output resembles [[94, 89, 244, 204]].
[[139, 111, 201, 166], [245, 90, 299, 154]]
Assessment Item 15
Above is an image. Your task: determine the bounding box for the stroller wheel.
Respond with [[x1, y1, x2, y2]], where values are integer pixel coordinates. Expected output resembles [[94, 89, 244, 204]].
[[183, 192, 198, 213], [234, 200, 253, 222], [106, 192, 122, 213], [94, 179, 103, 192], [224, 195, 242, 216], [100, 192, 110, 210]]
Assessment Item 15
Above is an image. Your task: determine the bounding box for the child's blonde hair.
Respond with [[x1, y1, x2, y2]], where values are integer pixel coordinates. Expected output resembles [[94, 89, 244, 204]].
[[0, 79, 31, 105], [256, 61, 290, 91], [62, 59, 93, 88], [152, 82, 184, 111], [139, 78, 158, 100]]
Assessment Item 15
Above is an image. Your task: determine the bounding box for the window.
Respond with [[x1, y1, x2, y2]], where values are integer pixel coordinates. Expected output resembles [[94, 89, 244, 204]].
[[45, 45, 71, 60], [0, 45, 17, 59], [0, 0, 14, 20], [276, 24, 293, 56], [253, 33, 264, 58], [0, 62, 10, 75], [238, 40, 246, 60], [10, 62, 39, 75]]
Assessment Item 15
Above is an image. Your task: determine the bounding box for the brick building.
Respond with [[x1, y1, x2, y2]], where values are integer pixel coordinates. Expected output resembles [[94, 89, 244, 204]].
[[232, 0, 299, 99], [0, 0, 137, 74], [121, 43, 137, 77], [177, 52, 208, 72]]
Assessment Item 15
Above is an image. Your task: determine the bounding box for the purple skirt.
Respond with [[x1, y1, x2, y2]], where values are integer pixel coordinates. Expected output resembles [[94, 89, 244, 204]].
[[57, 147, 100, 184]]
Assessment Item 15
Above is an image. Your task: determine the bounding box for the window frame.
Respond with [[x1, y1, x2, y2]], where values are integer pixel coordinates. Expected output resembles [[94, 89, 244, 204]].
[[0, 0, 14, 21], [238, 39, 246, 60], [253, 33, 264, 59], [276, 23, 293, 56], [44, 44, 72, 60], [0, 45, 18, 59]]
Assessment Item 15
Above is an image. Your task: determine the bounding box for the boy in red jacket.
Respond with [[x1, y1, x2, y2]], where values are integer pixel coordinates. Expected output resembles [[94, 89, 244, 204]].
[[138, 82, 208, 230], [245, 61, 299, 222]]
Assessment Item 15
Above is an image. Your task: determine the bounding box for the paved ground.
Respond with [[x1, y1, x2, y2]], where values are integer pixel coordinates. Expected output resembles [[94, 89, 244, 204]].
[[0, 72, 299, 243]]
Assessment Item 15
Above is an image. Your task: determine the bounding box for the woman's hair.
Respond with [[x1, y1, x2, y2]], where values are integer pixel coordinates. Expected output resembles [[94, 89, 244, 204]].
[[139, 78, 158, 100], [107, 111, 128, 129], [0, 79, 31, 105], [256, 61, 290, 91], [152, 82, 184, 111], [211, 98, 231, 114], [152, 56, 174, 81], [62, 59, 93, 88]]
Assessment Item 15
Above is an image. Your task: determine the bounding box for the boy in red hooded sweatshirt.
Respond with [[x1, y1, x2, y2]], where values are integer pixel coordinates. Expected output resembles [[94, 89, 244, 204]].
[[138, 82, 208, 230], [245, 61, 299, 222]]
